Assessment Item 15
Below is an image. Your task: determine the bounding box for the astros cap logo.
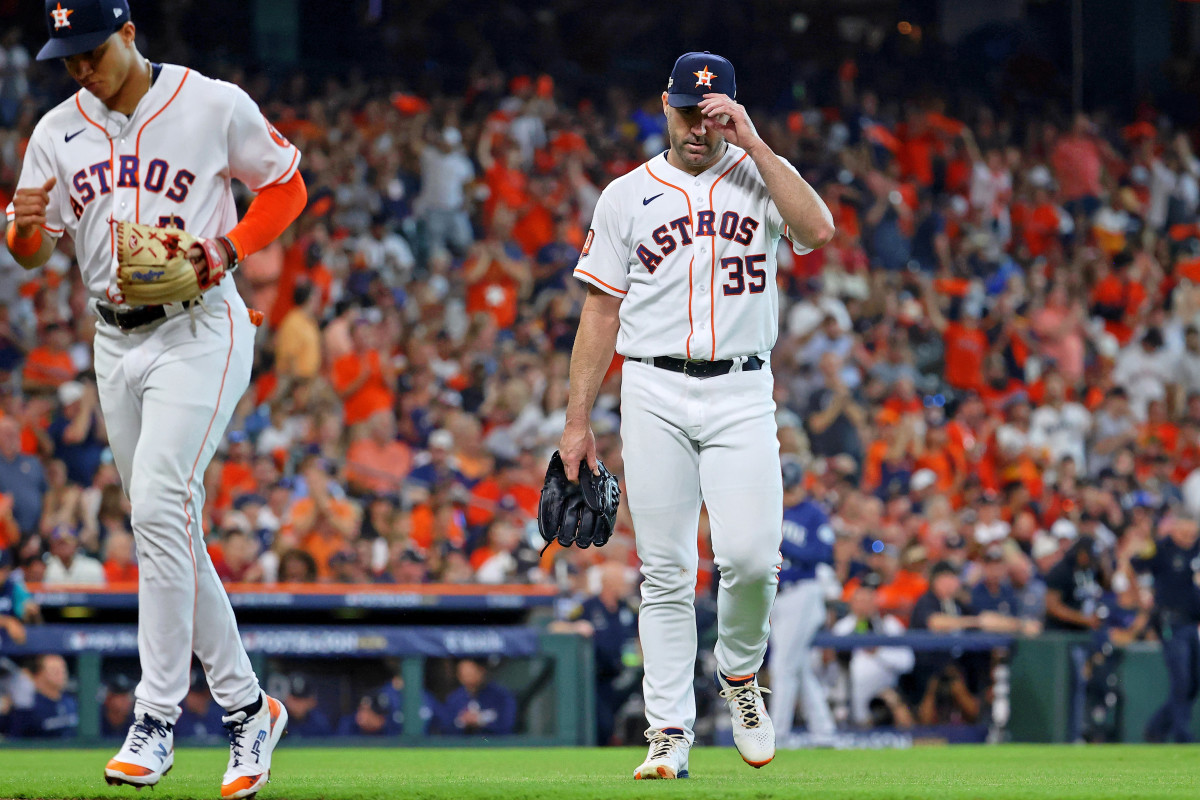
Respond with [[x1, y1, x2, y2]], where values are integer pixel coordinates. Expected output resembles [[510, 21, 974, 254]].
[[693, 65, 716, 88], [51, 2, 74, 29]]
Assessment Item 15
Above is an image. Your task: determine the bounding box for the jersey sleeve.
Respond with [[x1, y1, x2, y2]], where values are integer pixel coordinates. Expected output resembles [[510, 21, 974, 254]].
[[5, 128, 66, 239], [225, 85, 302, 192], [572, 189, 629, 297], [763, 155, 813, 257]]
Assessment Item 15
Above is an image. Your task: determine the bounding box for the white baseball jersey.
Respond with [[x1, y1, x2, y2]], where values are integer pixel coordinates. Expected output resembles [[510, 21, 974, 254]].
[[574, 143, 809, 361], [6, 63, 300, 302]]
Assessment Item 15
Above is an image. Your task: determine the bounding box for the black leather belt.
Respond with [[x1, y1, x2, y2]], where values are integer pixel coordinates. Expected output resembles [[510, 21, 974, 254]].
[[96, 300, 193, 332], [649, 355, 764, 379]]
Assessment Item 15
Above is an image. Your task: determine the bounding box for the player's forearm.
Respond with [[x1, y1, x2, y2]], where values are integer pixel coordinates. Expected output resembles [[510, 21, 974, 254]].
[[746, 144, 834, 249], [225, 171, 307, 260], [5, 227, 55, 271], [564, 289, 622, 424]]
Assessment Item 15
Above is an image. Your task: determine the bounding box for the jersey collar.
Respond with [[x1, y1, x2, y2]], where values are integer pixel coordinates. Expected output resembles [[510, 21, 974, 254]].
[[77, 63, 182, 137], [657, 141, 742, 183]]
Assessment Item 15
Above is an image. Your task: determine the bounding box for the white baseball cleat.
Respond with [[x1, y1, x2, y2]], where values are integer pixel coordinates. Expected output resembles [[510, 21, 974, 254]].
[[220, 693, 288, 799], [716, 671, 776, 768], [633, 727, 691, 779], [104, 713, 175, 788]]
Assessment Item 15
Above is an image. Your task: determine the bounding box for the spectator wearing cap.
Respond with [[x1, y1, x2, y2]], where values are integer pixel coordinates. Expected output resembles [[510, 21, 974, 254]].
[[0, 548, 34, 645], [99, 673, 135, 737], [7, 654, 77, 738], [336, 689, 402, 736], [971, 546, 1020, 616], [440, 658, 517, 736], [415, 125, 475, 258], [407, 429, 468, 495], [1125, 513, 1200, 742], [275, 283, 324, 381], [214, 431, 258, 513], [43, 527, 104, 586], [175, 667, 227, 740], [973, 493, 1011, 547], [345, 411, 413, 499], [330, 315, 396, 428], [46, 380, 107, 488], [381, 546, 429, 584], [1029, 372, 1092, 475], [0, 416, 46, 536], [768, 459, 837, 739], [828, 572, 915, 728], [282, 674, 333, 737]]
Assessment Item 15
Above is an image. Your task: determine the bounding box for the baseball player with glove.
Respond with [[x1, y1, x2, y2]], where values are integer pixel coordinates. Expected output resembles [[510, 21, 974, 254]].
[[560, 51, 834, 778], [8, 2, 305, 795]]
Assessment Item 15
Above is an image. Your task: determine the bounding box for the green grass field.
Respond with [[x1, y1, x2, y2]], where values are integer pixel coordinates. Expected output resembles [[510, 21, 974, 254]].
[[0, 745, 1197, 800]]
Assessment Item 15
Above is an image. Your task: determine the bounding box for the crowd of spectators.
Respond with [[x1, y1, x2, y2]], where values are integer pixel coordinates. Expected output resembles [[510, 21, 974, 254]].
[[2, 34, 1200, 740]]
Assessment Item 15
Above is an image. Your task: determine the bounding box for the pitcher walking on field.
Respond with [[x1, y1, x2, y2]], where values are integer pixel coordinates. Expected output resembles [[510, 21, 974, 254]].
[[558, 50, 834, 778], [8, 2, 306, 796]]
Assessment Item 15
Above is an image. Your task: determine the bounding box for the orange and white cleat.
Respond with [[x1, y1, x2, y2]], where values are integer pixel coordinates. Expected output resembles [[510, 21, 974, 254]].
[[220, 693, 288, 799], [633, 727, 691, 779], [105, 713, 175, 788]]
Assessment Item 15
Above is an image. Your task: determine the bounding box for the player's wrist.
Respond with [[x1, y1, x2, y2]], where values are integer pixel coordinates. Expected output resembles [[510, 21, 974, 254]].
[[7, 224, 43, 258]]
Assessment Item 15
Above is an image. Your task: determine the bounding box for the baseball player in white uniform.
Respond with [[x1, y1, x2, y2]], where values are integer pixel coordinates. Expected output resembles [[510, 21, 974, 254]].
[[7, 3, 305, 796], [558, 51, 834, 779]]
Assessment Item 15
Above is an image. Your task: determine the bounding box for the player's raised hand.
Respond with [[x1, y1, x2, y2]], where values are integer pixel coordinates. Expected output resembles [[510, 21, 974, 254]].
[[558, 418, 598, 482], [11, 177, 56, 238], [699, 93, 762, 153]]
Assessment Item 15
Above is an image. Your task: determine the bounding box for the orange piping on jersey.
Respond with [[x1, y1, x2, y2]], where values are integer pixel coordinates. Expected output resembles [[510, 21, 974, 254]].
[[251, 148, 300, 193], [4, 210, 64, 236], [707, 153, 748, 359], [573, 268, 628, 296], [74, 94, 117, 259], [644, 161, 695, 358], [134, 69, 191, 223]]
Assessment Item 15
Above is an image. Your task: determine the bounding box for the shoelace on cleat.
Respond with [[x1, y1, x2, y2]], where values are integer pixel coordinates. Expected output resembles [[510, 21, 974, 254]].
[[127, 714, 170, 755], [718, 683, 771, 729], [644, 728, 688, 761], [223, 716, 249, 769]]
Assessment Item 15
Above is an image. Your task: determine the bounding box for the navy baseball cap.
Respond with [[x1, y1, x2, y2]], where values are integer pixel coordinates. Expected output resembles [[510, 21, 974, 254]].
[[666, 51, 736, 108], [38, 0, 130, 61], [781, 458, 805, 491]]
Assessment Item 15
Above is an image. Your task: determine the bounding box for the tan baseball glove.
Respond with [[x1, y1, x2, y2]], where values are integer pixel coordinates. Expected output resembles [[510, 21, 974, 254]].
[[115, 221, 228, 306]]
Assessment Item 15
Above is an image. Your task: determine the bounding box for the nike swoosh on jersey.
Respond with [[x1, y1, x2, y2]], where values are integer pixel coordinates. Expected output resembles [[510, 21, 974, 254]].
[[64, 129, 86, 143], [642, 193, 664, 206]]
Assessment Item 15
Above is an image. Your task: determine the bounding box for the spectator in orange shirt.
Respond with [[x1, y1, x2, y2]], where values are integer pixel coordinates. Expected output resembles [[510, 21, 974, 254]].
[[101, 530, 138, 585], [914, 423, 967, 498], [23, 321, 77, 394], [345, 410, 413, 498], [215, 432, 258, 512], [464, 207, 532, 330], [924, 276, 988, 393], [1051, 114, 1105, 217], [330, 314, 396, 427], [287, 456, 361, 580]]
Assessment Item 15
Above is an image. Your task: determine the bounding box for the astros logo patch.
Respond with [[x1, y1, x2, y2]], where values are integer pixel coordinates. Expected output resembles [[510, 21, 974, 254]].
[[693, 65, 716, 88], [263, 115, 291, 148], [51, 2, 74, 29]]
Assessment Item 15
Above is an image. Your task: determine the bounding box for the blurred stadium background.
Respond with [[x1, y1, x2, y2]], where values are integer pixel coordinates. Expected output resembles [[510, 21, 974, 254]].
[[4, 0, 1200, 761]]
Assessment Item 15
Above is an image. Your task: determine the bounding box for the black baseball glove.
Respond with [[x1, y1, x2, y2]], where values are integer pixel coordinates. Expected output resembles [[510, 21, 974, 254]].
[[538, 450, 620, 550]]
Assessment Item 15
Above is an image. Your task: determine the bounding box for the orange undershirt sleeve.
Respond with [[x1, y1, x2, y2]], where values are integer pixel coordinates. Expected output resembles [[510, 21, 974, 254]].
[[224, 171, 307, 261]]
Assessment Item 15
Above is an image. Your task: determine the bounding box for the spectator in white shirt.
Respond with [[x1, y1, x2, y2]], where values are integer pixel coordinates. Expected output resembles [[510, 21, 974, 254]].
[[43, 527, 105, 586], [1112, 327, 1176, 420], [1029, 371, 1092, 473], [416, 127, 475, 256]]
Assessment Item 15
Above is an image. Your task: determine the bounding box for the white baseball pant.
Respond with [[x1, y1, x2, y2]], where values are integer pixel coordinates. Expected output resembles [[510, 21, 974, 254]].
[[93, 279, 260, 724], [620, 359, 783, 744], [768, 579, 835, 736]]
